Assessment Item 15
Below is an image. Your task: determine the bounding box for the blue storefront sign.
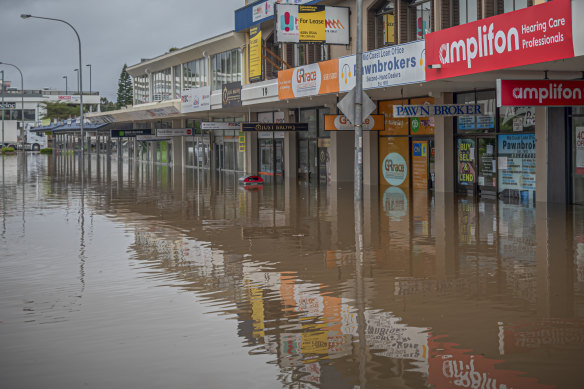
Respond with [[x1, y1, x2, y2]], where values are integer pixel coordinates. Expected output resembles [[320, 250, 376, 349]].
[[498, 134, 536, 202], [235, 0, 320, 31]]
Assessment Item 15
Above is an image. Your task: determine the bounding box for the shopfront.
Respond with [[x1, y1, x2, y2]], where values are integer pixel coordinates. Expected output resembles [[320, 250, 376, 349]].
[[572, 107, 584, 204], [298, 107, 330, 183]]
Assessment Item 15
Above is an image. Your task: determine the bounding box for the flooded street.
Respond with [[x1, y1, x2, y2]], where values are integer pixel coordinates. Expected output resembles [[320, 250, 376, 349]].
[[1, 154, 584, 389]]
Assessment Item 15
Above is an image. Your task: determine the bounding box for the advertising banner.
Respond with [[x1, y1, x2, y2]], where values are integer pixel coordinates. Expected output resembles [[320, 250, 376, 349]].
[[379, 99, 409, 136], [497, 79, 584, 106], [181, 86, 211, 113], [577, 127, 584, 175], [222, 82, 242, 108], [338, 40, 426, 92], [379, 137, 409, 188], [201, 122, 241, 130], [498, 134, 536, 201], [156, 128, 193, 137], [251, 0, 314, 23], [425, 0, 573, 81], [278, 59, 339, 99], [275, 4, 349, 45], [249, 26, 262, 82], [412, 141, 428, 190], [0, 102, 16, 109], [324, 114, 384, 131], [457, 138, 476, 186]]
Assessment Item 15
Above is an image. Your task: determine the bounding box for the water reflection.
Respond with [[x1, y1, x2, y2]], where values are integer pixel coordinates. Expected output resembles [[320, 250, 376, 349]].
[[0, 154, 583, 388]]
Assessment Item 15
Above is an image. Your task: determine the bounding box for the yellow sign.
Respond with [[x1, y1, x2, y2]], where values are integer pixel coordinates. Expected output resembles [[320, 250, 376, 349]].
[[249, 26, 262, 82], [298, 5, 326, 43], [384, 14, 395, 45], [238, 131, 246, 152]]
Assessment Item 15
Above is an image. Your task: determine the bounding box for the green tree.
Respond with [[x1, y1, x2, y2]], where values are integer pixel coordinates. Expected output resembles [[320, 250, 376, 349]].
[[100, 97, 117, 112], [41, 102, 87, 121], [116, 64, 133, 108]]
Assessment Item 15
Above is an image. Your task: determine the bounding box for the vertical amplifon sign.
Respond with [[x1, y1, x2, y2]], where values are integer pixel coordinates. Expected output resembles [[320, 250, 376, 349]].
[[275, 4, 350, 44], [278, 59, 339, 99], [249, 26, 262, 82], [497, 79, 584, 106], [425, 0, 573, 81]]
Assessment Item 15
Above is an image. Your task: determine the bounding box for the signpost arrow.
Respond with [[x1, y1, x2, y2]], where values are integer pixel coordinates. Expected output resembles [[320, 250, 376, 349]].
[[337, 88, 376, 125]]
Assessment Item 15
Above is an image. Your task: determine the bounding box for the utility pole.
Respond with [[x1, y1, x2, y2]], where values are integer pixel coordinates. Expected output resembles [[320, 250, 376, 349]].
[[354, 0, 363, 202]]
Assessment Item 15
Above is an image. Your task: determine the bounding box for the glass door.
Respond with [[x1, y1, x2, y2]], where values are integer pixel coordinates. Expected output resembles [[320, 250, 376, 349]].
[[477, 137, 496, 196], [456, 137, 476, 194], [573, 116, 584, 204]]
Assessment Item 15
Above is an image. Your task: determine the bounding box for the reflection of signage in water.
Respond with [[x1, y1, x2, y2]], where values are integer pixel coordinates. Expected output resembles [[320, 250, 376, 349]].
[[499, 319, 584, 355], [382, 152, 408, 186], [382, 186, 408, 219]]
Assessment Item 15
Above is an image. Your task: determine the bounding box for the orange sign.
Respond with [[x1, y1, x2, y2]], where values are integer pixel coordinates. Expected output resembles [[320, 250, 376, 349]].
[[278, 59, 339, 100], [324, 114, 384, 131], [379, 99, 408, 136]]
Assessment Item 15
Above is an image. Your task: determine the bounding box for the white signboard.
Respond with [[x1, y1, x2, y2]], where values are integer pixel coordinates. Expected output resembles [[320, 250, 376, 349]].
[[201, 122, 241, 130], [275, 4, 350, 45], [181, 86, 211, 113], [392, 104, 486, 118], [338, 40, 426, 92], [156, 128, 193, 137], [253, 0, 315, 23]]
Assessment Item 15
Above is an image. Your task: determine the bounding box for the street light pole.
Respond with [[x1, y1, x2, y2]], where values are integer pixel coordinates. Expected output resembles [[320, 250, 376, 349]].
[[86, 64, 91, 94], [74, 68, 79, 93], [0, 63, 25, 151], [22, 14, 84, 157], [63, 75, 68, 95], [1, 70, 4, 147]]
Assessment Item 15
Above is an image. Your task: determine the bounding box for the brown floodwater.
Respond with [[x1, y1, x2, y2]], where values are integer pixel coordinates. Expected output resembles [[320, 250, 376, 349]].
[[1, 154, 583, 389]]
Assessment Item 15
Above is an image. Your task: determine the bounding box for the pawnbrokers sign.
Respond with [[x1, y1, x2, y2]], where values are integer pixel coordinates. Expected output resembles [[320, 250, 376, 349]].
[[241, 123, 308, 131], [497, 79, 584, 106], [425, 0, 573, 81], [393, 104, 485, 118], [275, 4, 349, 44]]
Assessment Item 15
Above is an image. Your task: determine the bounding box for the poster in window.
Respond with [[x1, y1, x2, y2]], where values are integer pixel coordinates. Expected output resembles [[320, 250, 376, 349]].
[[379, 99, 408, 136], [576, 127, 584, 175], [249, 26, 262, 82], [383, 14, 395, 45], [457, 138, 475, 186], [409, 97, 434, 135], [412, 141, 428, 190], [498, 134, 536, 202], [500, 106, 536, 132], [379, 137, 409, 188]]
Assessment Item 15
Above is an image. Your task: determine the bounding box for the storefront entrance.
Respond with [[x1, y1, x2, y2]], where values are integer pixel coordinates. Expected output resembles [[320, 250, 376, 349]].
[[258, 134, 284, 184], [456, 136, 497, 197]]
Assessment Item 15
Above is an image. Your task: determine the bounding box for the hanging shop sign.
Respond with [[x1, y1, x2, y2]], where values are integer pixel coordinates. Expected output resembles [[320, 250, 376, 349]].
[[181, 86, 211, 113], [249, 26, 262, 82], [338, 40, 426, 92], [393, 104, 485, 118], [324, 114, 384, 131], [156, 128, 193, 137], [497, 79, 584, 106], [278, 59, 338, 99], [275, 4, 350, 45], [222, 82, 242, 108], [110, 129, 152, 138], [425, 0, 573, 81], [240, 122, 308, 131], [201, 122, 241, 130]]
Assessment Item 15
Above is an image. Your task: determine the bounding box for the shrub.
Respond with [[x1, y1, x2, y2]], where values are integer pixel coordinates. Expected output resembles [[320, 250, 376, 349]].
[[1, 147, 15, 154], [40, 148, 53, 154]]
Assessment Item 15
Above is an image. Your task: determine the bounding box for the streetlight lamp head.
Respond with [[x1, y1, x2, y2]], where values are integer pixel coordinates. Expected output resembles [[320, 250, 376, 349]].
[[20, 14, 31, 19]]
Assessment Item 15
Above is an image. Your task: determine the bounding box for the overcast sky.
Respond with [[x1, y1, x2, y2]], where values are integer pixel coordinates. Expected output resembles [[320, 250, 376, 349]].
[[1, 0, 244, 101]]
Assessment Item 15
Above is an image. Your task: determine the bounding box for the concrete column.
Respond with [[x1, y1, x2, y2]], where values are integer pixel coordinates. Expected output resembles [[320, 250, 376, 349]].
[[329, 131, 353, 183], [284, 131, 297, 182], [172, 137, 183, 167], [245, 132, 258, 174], [133, 138, 138, 161], [434, 92, 454, 193], [363, 130, 378, 186], [150, 141, 157, 163], [106, 135, 111, 157], [536, 107, 569, 204], [434, 191, 457, 278]]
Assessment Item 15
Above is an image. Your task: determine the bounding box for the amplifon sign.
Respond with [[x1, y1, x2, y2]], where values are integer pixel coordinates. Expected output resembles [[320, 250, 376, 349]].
[[426, 0, 573, 81], [497, 79, 584, 106]]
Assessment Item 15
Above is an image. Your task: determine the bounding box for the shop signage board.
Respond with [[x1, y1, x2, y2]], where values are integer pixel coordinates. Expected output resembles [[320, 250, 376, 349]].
[[425, 0, 574, 81], [338, 40, 426, 92], [0, 102, 16, 109], [576, 127, 584, 175], [241, 122, 308, 131], [275, 4, 350, 45], [156, 128, 193, 137], [249, 26, 262, 82], [110, 129, 152, 138], [201, 122, 241, 130], [136, 135, 169, 141], [379, 137, 409, 188], [393, 104, 485, 118], [181, 86, 211, 113], [251, 0, 315, 23], [498, 134, 536, 201], [222, 82, 242, 108], [324, 114, 384, 131], [497, 79, 584, 106], [278, 59, 338, 99]]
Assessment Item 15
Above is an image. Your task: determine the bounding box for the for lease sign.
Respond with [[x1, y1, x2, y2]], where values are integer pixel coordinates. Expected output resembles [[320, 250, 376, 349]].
[[425, 0, 573, 81]]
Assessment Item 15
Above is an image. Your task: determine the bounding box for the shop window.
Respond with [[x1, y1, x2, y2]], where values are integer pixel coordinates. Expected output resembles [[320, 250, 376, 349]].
[[133, 74, 150, 105], [368, 1, 396, 50], [457, 0, 478, 25], [502, 0, 529, 13], [152, 68, 172, 102], [499, 106, 535, 132], [211, 49, 241, 91], [455, 91, 496, 133], [408, 0, 432, 41], [172, 65, 181, 99], [183, 57, 208, 90]]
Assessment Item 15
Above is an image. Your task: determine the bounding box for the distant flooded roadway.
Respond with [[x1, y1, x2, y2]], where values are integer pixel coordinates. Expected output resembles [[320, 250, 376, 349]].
[[1, 154, 583, 388]]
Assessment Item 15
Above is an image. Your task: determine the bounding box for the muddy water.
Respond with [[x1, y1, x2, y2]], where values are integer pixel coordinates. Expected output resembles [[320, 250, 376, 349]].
[[1, 154, 583, 389]]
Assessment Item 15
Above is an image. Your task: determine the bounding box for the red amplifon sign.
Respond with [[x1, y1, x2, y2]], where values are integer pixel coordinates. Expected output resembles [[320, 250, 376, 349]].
[[497, 79, 584, 106], [425, 0, 573, 81]]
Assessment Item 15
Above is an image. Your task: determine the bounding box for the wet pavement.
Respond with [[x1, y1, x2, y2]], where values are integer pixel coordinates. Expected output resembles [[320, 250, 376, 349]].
[[1, 154, 583, 389]]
